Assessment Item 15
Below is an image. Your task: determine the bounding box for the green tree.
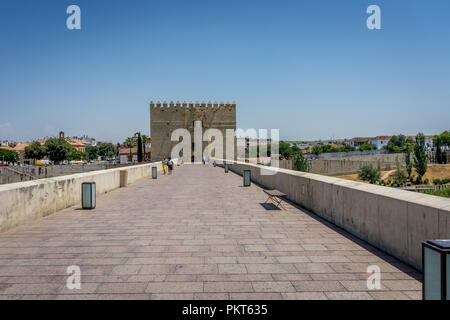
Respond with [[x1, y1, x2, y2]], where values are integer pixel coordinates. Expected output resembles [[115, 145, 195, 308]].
[[142, 135, 151, 160], [341, 144, 356, 152], [124, 137, 136, 160], [405, 143, 413, 179], [433, 131, 450, 164], [98, 143, 116, 159], [44, 138, 71, 164], [136, 132, 143, 163], [392, 156, 406, 186], [291, 145, 301, 155], [279, 141, 293, 159], [387, 135, 414, 151], [85, 146, 99, 161], [312, 145, 322, 156], [358, 143, 377, 151], [0, 149, 19, 164], [292, 152, 308, 172], [413, 132, 428, 184], [24, 141, 46, 161], [107, 150, 116, 159], [358, 165, 381, 184], [67, 148, 84, 161], [438, 131, 450, 147]]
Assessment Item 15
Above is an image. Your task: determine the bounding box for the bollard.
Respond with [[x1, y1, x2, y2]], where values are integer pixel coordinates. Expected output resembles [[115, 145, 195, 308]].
[[422, 240, 450, 300], [81, 182, 96, 209], [213, 161, 216, 167], [152, 166, 157, 179], [120, 170, 128, 187], [243, 170, 251, 187], [224, 163, 229, 173]]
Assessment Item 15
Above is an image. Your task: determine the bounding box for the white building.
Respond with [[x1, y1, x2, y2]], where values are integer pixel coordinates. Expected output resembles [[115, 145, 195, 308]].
[[368, 136, 391, 150]]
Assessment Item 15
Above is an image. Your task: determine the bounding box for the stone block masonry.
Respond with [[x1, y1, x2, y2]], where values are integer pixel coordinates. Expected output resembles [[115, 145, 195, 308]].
[[150, 101, 236, 162]]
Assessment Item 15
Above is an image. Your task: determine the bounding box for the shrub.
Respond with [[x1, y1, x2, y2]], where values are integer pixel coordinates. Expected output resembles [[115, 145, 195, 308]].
[[293, 152, 308, 172], [358, 143, 377, 152], [358, 165, 381, 184], [392, 157, 406, 186]]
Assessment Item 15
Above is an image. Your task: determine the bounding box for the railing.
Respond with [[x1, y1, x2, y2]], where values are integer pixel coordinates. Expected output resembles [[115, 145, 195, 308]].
[[0, 166, 37, 184], [400, 184, 450, 191]]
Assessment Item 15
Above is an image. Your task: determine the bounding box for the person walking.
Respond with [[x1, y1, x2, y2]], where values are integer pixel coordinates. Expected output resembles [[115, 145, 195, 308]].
[[167, 157, 174, 175], [162, 157, 168, 175]]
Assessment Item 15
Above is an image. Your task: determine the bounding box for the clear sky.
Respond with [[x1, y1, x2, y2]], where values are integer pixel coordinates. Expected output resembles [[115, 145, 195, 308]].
[[1, 0, 449, 143]]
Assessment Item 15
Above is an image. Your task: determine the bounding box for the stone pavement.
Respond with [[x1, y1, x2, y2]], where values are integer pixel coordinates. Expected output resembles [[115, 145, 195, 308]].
[[0, 164, 422, 300]]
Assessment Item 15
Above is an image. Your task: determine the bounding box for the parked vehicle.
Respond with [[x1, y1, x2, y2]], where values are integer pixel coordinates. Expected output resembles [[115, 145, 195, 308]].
[[35, 159, 51, 166]]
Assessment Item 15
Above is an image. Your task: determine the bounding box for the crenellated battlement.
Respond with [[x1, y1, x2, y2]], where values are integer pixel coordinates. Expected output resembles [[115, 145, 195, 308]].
[[150, 101, 236, 111], [150, 100, 236, 161]]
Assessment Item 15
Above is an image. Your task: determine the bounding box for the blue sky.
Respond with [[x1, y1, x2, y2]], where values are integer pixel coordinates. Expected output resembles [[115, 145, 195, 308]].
[[1, 0, 449, 143]]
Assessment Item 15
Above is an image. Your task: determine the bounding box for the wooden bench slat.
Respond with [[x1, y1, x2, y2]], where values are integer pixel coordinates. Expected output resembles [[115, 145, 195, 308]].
[[264, 189, 287, 197]]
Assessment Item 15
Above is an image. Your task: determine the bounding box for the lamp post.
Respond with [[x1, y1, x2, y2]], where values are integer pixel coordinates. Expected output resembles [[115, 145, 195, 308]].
[[422, 240, 450, 300]]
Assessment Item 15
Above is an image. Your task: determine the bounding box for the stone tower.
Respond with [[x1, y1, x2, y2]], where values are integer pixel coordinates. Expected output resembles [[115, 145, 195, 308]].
[[150, 101, 236, 162]]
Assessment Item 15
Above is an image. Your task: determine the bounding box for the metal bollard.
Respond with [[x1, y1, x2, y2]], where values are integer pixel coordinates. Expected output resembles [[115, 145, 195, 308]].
[[224, 163, 229, 173], [81, 182, 96, 209], [152, 166, 157, 179], [422, 240, 450, 300], [243, 170, 251, 187]]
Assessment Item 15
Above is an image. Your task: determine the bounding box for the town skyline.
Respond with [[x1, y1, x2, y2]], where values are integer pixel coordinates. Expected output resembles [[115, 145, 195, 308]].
[[1, 128, 446, 146]]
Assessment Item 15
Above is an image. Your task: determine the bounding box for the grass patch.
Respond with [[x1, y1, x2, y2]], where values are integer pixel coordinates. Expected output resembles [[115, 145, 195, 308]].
[[423, 187, 450, 198]]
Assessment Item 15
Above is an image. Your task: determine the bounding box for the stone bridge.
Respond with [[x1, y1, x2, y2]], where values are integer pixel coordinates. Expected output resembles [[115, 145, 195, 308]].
[[0, 164, 422, 299]]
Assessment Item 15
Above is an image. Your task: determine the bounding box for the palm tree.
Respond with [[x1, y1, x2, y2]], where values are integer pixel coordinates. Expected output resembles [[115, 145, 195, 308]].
[[124, 137, 136, 161], [141, 135, 151, 160]]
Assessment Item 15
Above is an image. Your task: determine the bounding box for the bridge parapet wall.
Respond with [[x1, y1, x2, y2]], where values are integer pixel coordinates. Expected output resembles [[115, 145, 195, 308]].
[[0, 161, 174, 233]]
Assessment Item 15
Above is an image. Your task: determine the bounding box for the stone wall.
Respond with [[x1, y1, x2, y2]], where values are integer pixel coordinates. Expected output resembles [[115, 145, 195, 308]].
[[220, 160, 450, 270], [0, 161, 174, 233], [279, 153, 406, 176], [0, 163, 135, 185], [150, 101, 236, 162]]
